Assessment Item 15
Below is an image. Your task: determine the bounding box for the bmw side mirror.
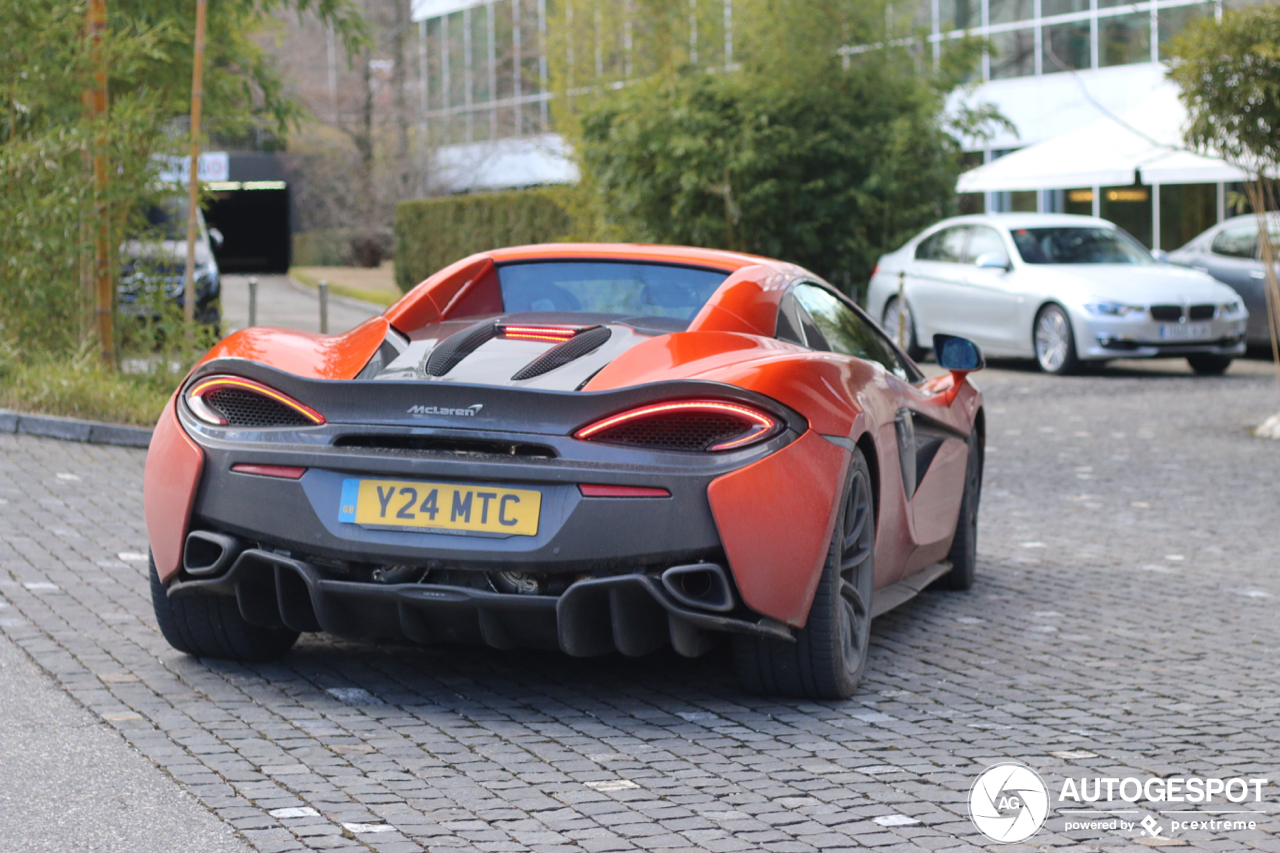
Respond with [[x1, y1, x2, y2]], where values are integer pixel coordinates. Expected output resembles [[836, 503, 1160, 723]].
[[208, 227, 224, 249], [975, 251, 1011, 271], [934, 334, 985, 372]]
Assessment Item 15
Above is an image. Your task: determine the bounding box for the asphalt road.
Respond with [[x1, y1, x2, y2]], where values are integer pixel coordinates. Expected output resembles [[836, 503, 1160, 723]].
[[220, 274, 381, 335], [1, 355, 1279, 852], [0, 627, 251, 853]]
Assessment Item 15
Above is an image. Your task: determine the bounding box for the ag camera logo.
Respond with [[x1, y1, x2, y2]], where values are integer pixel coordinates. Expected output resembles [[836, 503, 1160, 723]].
[[969, 762, 1050, 843]]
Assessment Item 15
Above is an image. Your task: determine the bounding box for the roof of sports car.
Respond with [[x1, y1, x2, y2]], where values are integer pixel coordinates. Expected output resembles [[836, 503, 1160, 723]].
[[483, 243, 785, 271]]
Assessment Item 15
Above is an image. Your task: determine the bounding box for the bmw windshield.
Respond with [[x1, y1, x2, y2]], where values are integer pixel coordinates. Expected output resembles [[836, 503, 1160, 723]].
[[1011, 227, 1153, 265]]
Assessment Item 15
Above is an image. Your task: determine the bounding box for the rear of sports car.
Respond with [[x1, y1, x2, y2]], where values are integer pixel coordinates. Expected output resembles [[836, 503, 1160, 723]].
[[149, 259, 824, 665]]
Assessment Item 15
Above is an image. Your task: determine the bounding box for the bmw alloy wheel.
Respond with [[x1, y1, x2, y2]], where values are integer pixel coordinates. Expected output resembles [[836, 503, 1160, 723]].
[[1033, 305, 1078, 375], [883, 298, 921, 360]]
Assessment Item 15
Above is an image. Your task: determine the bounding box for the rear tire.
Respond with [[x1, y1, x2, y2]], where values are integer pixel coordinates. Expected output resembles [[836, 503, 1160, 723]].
[[150, 554, 298, 661], [1034, 304, 1080, 375], [934, 426, 982, 591], [734, 449, 875, 700], [1187, 354, 1232, 375], [883, 298, 924, 361]]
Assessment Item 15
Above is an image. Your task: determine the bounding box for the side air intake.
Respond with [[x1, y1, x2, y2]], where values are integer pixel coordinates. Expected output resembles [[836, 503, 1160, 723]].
[[424, 321, 499, 376]]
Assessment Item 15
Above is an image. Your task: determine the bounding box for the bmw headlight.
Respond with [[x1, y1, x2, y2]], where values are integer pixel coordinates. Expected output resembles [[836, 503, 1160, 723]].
[[1220, 299, 1243, 316], [1085, 302, 1142, 317]]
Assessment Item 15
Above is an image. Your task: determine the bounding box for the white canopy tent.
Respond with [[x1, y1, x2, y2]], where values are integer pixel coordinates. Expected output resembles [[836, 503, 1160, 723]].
[[956, 84, 1250, 194]]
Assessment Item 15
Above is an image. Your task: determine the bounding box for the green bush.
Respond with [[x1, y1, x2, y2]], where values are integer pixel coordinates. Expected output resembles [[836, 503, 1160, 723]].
[[394, 188, 574, 293], [578, 66, 975, 299]]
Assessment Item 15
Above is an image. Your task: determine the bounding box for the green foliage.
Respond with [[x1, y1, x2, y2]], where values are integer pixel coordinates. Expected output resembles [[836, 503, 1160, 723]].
[[579, 61, 971, 294], [0, 0, 367, 415], [550, 0, 995, 296], [0, 2, 169, 355], [1167, 5, 1280, 173], [113, 0, 366, 139], [394, 189, 575, 292], [0, 343, 180, 428]]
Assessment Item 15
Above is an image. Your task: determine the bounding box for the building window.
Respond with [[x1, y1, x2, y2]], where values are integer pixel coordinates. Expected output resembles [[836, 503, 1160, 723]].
[[1101, 185, 1153, 247], [939, 0, 980, 31], [989, 0, 1034, 25], [1041, 0, 1088, 17], [989, 28, 1036, 79], [1065, 189, 1093, 217], [1099, 11, 1151, 67], [1043, 20, 1091, 72], [1160, 184, 1218, 251]]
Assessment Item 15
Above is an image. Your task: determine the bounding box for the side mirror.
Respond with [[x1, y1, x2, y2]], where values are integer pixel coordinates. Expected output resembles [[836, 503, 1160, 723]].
[[208, 227, 224, 249], [933, 334, 985, 372], [975, 251, 1011, 271]]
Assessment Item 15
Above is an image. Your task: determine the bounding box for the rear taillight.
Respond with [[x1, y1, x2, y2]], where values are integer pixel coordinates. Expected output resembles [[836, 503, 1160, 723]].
[[231, 464, 307, 479], [186, 376, 325, 428], [574, 400, 782, 453]]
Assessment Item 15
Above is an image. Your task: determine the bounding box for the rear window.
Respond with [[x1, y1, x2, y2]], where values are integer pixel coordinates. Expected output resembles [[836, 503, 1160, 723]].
[[496, 261, 728, 321]]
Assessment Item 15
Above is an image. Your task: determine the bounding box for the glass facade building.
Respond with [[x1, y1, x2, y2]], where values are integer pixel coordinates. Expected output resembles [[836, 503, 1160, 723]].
[[411, 0, 1265, 248], [930, 0, 1267, 249]]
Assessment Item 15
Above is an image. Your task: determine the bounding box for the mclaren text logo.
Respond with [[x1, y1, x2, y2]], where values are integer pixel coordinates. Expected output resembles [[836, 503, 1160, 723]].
[[969, 762, 1051, 843], [407, 404, 484, 417]]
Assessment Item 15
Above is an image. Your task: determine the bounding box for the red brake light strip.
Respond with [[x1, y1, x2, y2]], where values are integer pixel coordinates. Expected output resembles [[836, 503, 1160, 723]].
[[500, 325, 581, 343], [231, 464, 307, 479], [575, 400, 775, 440], [578, 484, 671, 498], [188, 376, 326, 425]]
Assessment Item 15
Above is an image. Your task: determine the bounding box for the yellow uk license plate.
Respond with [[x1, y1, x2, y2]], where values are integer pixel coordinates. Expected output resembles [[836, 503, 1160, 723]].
[[339, 478, 541, 536]]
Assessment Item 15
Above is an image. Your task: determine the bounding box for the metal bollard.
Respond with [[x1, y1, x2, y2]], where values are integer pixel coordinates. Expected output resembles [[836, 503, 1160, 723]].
[[318, 280, 329, 334], [896, 269, 906, 349], [247, 277, 258, 328]]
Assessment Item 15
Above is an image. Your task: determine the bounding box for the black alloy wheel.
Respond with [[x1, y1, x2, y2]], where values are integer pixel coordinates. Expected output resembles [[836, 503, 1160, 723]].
[[734, 448, 876, 700], [150, 554, 299, 661]]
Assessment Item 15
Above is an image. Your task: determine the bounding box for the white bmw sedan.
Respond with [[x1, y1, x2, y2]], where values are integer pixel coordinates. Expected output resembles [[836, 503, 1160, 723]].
[[866, 213, 1248, 375]]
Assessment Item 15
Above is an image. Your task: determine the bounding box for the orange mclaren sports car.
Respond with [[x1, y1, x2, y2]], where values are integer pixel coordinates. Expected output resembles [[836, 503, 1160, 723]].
[[145, 244, 985, 699]]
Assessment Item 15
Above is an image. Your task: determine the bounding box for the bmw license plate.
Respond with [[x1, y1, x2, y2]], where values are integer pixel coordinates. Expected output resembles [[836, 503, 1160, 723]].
[[1158, 323, 1211, 341], [339, 478, 541, 536]]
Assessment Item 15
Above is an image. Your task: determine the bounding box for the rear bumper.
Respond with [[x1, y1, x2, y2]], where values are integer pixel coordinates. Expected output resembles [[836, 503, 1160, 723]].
[[169, 548, 792, 656], [189, 440, 736, 574]]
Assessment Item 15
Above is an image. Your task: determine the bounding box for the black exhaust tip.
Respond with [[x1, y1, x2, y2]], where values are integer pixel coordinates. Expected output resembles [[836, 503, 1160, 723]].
[[183, 530, 244, 578], [661, 563, 735, 613]]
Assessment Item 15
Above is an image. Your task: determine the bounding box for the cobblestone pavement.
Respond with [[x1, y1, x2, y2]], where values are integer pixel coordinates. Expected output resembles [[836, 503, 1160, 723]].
[[1, 357, 1279, 853]]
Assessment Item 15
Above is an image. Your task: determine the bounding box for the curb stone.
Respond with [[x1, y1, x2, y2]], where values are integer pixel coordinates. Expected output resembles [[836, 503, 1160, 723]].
[[0, 408, 152, 448]]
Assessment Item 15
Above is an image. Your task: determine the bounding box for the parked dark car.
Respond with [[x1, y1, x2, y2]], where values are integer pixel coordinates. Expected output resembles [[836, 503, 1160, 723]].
[[1168, 213, 1278, 347], [119, 198, 223, 327]]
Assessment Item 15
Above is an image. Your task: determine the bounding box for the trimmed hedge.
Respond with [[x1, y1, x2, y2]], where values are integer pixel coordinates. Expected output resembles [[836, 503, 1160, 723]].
[[394, 188, 574, 293]]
